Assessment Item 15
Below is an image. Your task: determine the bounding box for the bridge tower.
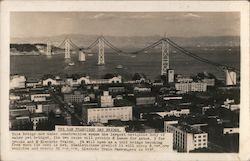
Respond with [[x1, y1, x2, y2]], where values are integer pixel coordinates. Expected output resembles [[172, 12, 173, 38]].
[[65, 39, 71, 59], [98, 37, 105, 65], [161, 39, 170, 75], [46, 41, 52, 56]]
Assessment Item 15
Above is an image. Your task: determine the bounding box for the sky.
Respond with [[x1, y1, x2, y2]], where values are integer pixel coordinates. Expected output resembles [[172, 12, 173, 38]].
[[10, 12, 240, 38]]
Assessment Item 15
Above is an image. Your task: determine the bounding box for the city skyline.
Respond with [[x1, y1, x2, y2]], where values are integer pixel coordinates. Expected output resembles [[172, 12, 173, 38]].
[[11, 12, 240, 38]]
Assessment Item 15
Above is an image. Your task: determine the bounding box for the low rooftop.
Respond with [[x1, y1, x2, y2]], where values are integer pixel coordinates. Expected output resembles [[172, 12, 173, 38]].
[[171, 123, 204, 134], [31, 113, 47, 118]]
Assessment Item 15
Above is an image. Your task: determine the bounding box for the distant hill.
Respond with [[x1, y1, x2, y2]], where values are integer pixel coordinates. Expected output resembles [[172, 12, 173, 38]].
[[10, 43, 64, 55], [10, 44, 39, 52]]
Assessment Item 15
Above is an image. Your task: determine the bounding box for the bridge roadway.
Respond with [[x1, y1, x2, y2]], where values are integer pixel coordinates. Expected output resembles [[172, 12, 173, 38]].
[[47, 87, 84, 125]]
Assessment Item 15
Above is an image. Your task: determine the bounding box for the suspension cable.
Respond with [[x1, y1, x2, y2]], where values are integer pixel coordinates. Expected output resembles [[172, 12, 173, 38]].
[[166, 38, 240, 72], [131, 39, 162, 54], [54, 37, 239, 73], [85, 38, 99, 50]]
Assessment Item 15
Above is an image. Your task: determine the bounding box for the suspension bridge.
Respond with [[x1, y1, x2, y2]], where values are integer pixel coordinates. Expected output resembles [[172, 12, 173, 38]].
[[46, 36, 239, 77]]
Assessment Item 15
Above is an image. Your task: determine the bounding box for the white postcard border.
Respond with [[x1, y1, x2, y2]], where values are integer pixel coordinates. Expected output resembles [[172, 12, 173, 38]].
[[1, 1, 249, 161]]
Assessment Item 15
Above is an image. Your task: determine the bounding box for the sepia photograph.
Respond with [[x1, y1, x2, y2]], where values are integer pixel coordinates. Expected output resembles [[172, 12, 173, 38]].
[[9, 11, 240, 153], [1, 1, 249, 161]]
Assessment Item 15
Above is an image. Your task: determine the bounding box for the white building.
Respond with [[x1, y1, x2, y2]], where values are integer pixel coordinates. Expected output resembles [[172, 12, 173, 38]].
[[223, 127, 239, 134], [30, 93, 50, 102], [83, 106, 133, 124], [100, 91, 114, 107], [65, 75, 122, 86], [175, 82, 207, 94], [66, 76, 90, 86], [222, 104, 240, 111], [42, 78, 60, 86], [165, 122, 208, 152], [26, 81, 42, 88], [10, 75, 26, 89], [78, 51, 86, 62], [153, 109, 190, 117], [191, 82, 207, 92], [9, 94, 21, 101], [163, 96, 182, 101], [225, 70, 236, 86], [134, 87, 151, 93], [89, 75, 122, 84]]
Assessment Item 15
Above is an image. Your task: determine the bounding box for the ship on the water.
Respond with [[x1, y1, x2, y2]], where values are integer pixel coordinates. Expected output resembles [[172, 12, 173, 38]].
[[116, 65, 123, 69], [68, 62, 75, 66]]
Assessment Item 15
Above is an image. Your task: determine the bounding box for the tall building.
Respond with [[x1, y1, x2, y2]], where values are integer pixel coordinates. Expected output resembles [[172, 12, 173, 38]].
[[225, 69, 236, 86], [78, 51, 86, 62], [165, 122, 208, 152], [167, 69, 175, 83], [100, 91, 114, 107]]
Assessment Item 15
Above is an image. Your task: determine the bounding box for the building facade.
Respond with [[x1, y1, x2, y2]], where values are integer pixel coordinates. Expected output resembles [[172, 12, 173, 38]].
[[10, 75, 26, 89], [35, 102, 60, 114], [136, 97, 155, 105], [30, 93, 50, 102], [167, 69, 175, 83], [225, 70, 236, 86], [108, 87, 125, 93], [30, 114, 48, 130], [175, 82, 207, 94], [100, 91, 114, 107], [164, 122, 208, 152], [83, 106, 133, 124], [64, 91, 85, 103], [153, 109, 190, 117]]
